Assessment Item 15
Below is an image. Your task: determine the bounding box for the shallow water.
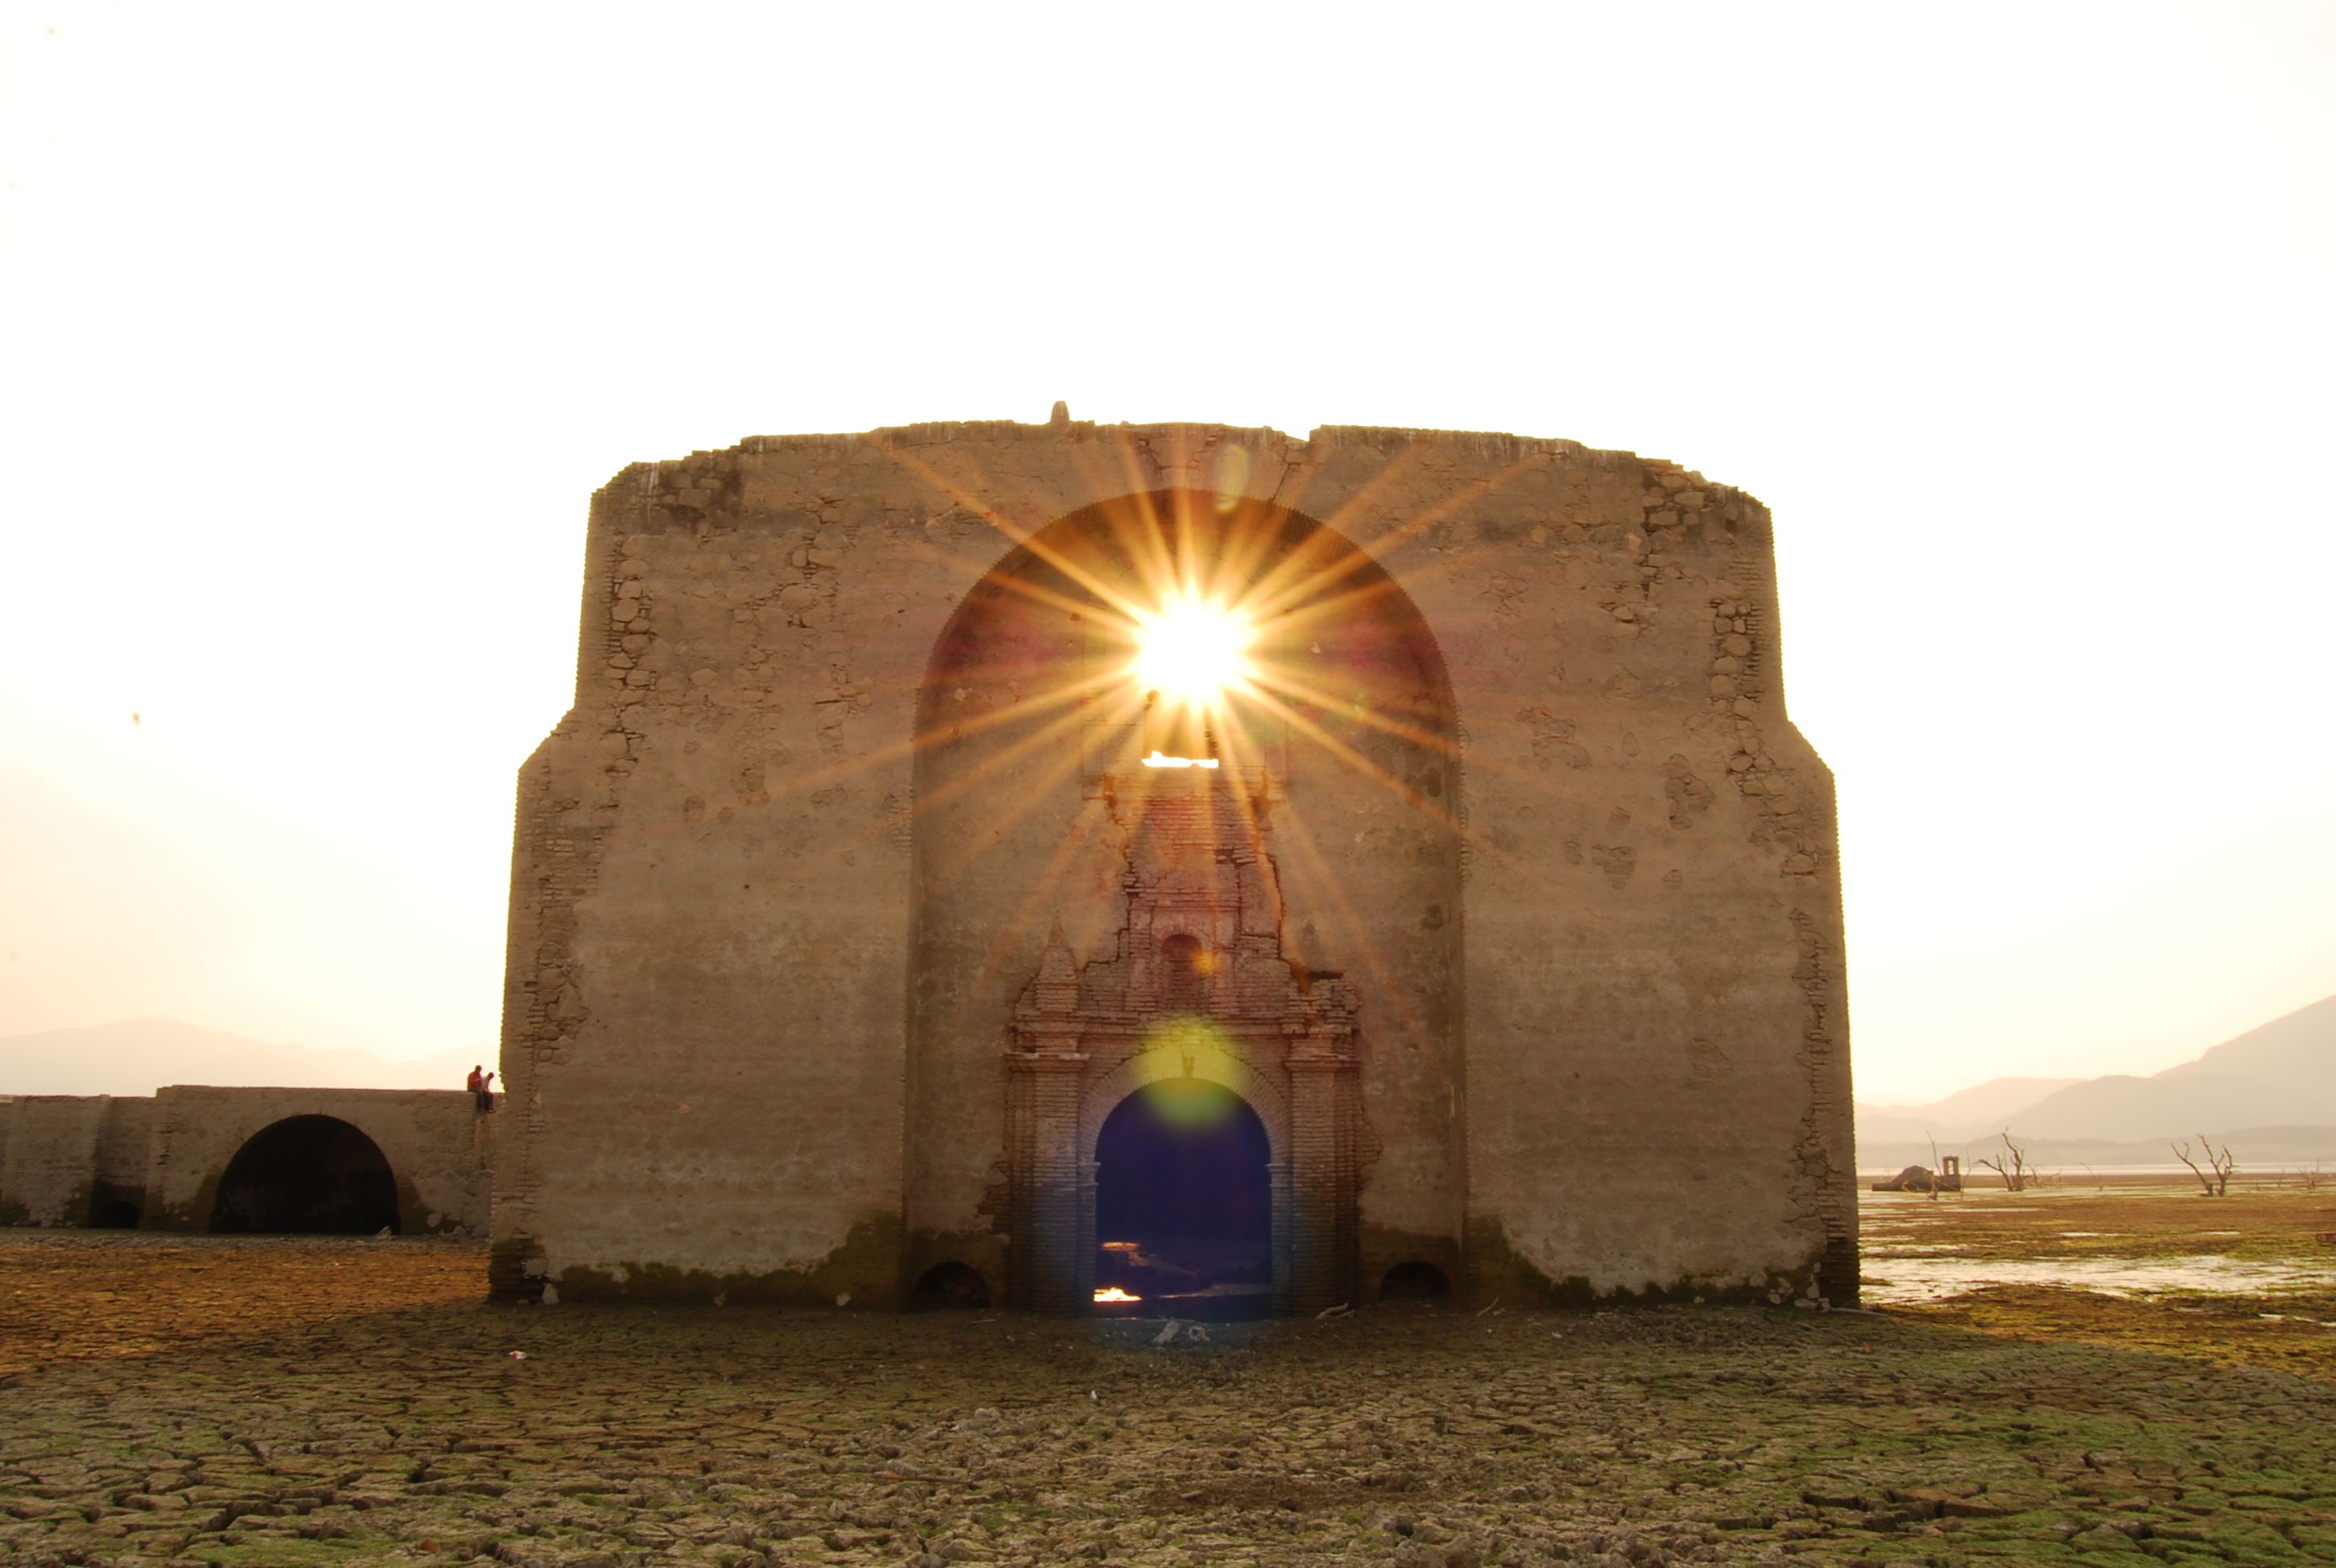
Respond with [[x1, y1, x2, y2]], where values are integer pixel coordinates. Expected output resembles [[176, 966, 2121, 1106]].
[[1861, 1251, 2336, 1306], [1856, 1182, 2336, 1307]]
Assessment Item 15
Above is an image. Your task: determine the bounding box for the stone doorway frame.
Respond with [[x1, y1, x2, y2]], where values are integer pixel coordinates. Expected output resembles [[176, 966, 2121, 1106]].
[[1003, 1020, 1359, 1314]]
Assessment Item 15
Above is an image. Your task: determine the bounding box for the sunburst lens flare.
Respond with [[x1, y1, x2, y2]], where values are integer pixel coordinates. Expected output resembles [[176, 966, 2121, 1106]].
[[1131, 594, 1254, 711]]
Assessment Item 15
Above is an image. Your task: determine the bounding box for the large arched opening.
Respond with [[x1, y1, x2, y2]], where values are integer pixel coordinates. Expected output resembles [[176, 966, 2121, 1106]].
[[1093, 1079, 1271, 1318], [209, 1116, 401, 1235], [904, 486, 1465, 1313]]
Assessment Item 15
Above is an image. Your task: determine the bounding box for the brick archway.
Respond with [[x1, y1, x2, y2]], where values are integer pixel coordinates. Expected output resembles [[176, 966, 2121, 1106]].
[[1076, 1029, 1291, 1164], [1074, 1032, 1296, 1313]]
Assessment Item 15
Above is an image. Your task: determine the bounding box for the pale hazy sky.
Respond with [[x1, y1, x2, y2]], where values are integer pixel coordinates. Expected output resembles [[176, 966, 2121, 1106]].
[[2, 3, 2330, 1105]]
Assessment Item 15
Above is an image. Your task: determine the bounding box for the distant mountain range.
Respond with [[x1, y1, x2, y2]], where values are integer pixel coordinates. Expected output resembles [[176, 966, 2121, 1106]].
[[1857, 1075, 2087, 1145], [1858, 993, 2336, 1166], [0, 1018, 483, 1098]]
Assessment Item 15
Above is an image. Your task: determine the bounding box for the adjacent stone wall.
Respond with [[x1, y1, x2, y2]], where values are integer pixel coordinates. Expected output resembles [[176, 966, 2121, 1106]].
[[495, 417, 1857, 1308], [142, 1088, 490, 1234], [91, 1095, 154, 1224], [0, 1088, 490, 1234], [0, 1096, 115, 1225]]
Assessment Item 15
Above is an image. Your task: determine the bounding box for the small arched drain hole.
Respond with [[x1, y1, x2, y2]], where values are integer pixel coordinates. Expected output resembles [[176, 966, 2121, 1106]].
[[911, 1261, 991, 1311], [1380, 1260, 1451, 1300]]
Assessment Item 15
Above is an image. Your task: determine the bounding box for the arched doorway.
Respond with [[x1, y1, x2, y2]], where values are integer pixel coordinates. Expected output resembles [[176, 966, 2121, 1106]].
[[1093, 1079, 1271, 1318], [209, 1116, 401, 1234]]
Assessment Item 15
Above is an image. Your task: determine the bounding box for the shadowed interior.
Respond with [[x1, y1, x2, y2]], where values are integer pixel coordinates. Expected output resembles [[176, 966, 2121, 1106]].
[[1094, 1080, 1271, 1318], [911, 1260, 991, 1310], [1381, 1258, 1452, 1299], [209, 1115, 400, 1235]]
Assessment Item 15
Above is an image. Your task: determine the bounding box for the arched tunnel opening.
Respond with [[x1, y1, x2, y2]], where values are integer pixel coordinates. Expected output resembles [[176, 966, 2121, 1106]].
[[208, 1115, 401, 1235]]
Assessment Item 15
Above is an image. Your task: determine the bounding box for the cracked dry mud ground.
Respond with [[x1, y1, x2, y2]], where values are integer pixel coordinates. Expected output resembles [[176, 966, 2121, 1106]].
[[5, 1235, 2336, 1566]]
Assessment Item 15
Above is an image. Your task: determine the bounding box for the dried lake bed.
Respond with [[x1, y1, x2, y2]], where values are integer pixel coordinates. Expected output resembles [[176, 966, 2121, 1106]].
[[2, 1186, 2334, 1567], [1861, 1177, 2336, 1306]]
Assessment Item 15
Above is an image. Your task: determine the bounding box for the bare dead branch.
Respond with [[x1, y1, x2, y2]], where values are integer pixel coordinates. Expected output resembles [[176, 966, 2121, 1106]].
[[2171, 1135, 2236, 1196], [1974, 1130, 2030, 1192]]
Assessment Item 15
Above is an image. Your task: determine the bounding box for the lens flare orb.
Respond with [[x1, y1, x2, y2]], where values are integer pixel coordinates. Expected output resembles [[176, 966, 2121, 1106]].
[[1134, 1073, 1241, 1132]]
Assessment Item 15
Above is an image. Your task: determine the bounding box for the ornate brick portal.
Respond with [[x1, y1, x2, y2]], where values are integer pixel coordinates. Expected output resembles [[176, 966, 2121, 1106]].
[[1000, 745, 1366, 1314]]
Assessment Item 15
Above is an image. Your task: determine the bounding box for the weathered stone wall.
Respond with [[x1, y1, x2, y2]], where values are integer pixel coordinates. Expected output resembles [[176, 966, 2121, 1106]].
[[0, 1096, 115, 1225], [141, 1088, 490, 1233], [496, 418, 1856, 1308], [91, 1096, 154, 1224], [1, 1089, 490, 1233]]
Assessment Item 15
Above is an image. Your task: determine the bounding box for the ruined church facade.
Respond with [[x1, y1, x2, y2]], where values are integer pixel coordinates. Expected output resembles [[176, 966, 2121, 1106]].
[[492, 416, 1856, 1312]]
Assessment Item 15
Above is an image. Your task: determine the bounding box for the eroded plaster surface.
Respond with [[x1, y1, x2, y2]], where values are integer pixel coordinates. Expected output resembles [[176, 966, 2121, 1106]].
[[494, 417, 1856, 1310]]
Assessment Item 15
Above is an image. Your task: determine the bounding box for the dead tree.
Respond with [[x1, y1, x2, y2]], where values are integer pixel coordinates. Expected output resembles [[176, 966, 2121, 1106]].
[[2172, 1135, 2235, 1197], [1975, 1131, 2032, 1192]]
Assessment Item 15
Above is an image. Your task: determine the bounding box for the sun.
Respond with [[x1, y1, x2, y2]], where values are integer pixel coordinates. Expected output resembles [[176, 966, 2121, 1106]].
[[1130, 593, 1254, 711]]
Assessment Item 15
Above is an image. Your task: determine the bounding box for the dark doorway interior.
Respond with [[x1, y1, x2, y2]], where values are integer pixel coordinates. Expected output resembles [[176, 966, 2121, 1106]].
[[209, 1115, 401, 1235], [1093, 1079, 1270, 1318]]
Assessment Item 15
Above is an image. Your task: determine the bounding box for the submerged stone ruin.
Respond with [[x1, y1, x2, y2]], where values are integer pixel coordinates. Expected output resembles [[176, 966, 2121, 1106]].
[[492, 415, 1858, 1314], [0, 1087, 490, 1235]]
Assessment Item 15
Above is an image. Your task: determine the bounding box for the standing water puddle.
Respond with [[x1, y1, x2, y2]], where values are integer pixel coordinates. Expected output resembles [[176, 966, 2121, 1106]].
[[1860, 1253, 2334, 1306]]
